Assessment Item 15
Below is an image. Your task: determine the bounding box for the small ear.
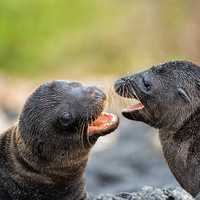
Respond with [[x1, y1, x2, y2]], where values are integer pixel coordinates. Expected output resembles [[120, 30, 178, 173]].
[[177, 88, 191, 104]]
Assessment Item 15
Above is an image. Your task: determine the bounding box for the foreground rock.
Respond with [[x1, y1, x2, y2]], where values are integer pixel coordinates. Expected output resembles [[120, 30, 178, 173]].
[[91, 187, 193, 200]]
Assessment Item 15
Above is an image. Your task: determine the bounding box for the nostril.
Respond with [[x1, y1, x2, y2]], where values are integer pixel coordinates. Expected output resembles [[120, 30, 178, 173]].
[[121, 78, 127, 82], [121, 77, 132, 83], [114, 78, 127, 91], [125, 78, 132, 85], [116, 79, 124, 84]]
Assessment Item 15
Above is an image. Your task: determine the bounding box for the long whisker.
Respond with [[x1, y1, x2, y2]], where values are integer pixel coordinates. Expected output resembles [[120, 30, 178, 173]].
[[127, 81, 140, 101]]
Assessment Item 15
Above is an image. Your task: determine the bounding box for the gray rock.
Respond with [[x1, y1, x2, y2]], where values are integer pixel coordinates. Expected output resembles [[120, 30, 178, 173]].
[[90, 187, 193, 200]]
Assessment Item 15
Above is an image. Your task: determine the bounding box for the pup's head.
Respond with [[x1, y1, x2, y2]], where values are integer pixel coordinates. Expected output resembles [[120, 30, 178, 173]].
[[115, 61, 200, 130], [18, 81, 119, 170]]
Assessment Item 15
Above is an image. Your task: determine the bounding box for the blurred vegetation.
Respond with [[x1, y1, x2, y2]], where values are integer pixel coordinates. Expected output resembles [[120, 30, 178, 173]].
[[0, 0, 199, 79]]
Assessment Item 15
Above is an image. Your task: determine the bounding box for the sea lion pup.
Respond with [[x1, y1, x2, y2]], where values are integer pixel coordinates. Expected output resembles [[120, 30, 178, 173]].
[[114, 60, 200, 198], [0, 80, 119, 200]]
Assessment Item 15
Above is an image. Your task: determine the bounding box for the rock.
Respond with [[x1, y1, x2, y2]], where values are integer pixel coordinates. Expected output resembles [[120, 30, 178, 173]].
[[90, 187, 193, 200]]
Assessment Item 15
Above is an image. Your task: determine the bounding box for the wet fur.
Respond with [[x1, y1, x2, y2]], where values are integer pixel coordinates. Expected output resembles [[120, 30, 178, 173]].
[[115, 61, 200, 197], [0, 81, 106, 200]]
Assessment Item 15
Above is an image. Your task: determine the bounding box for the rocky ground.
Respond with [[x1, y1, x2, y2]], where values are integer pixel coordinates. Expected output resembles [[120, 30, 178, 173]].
[[91, 187, 193, 200]]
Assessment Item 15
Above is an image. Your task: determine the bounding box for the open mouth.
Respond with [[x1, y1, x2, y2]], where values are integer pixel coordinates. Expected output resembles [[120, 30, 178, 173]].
[[88, 112, 119, 136], [122, 99, 144, 114], [116, 88, 145, 114]]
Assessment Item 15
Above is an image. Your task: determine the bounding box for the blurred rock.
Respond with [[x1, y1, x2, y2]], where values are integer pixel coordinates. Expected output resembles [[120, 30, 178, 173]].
[[0, 109, 10, 132], [91, 187, 193, 200]]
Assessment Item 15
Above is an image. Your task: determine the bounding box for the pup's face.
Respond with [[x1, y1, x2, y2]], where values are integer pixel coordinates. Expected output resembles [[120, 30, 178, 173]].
[[19, 81, 119, 167], [115, 61, 200, 129]]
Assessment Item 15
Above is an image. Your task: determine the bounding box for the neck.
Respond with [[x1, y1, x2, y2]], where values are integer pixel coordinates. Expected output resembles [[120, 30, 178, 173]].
[[160, 106, 200, 143], [8, 126, 88, 200], [158, 108, 200, 196]]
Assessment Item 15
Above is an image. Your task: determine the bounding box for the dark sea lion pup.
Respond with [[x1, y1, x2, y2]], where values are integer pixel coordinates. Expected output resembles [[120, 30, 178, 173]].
[[0, 80, 119, 200], [114, 60, 200, 198]]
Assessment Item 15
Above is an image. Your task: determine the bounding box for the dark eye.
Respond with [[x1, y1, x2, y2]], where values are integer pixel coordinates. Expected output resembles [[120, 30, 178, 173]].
[[58, 112, 73, 127], [142, 77, 151, 91]]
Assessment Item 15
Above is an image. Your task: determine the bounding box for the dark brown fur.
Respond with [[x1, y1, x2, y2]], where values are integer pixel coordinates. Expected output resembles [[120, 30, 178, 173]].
[[0, 80, 113, 200], [115, 61, 200, 198]]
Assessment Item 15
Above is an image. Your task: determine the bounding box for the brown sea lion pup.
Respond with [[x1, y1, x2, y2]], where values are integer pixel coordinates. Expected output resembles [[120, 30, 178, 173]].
[[114, 60, 200, 199], [0, 80, 119, 200]]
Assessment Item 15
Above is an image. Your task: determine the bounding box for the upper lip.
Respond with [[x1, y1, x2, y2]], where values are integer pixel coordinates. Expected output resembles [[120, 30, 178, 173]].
[[126, 90, 139, 100], [119, 82, 141, 101], [88, 100, 106, 125]]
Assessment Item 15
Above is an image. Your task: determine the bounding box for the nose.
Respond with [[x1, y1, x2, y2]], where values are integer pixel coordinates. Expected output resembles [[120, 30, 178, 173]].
[[86, 86, 106, 101], [114, 76, 132, 93]]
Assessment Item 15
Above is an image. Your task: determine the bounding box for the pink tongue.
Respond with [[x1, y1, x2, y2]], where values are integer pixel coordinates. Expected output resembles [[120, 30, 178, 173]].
[[127, 103, 144, 111]]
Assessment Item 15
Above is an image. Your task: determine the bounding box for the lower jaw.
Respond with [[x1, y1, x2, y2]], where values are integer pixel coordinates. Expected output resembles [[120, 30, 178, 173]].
[[88, 112, 119, 137], [122, 102, 145, 113]]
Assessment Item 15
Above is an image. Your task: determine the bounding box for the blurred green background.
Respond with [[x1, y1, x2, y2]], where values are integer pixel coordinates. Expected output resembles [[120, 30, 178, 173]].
[[0, 0, 199, 80]]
